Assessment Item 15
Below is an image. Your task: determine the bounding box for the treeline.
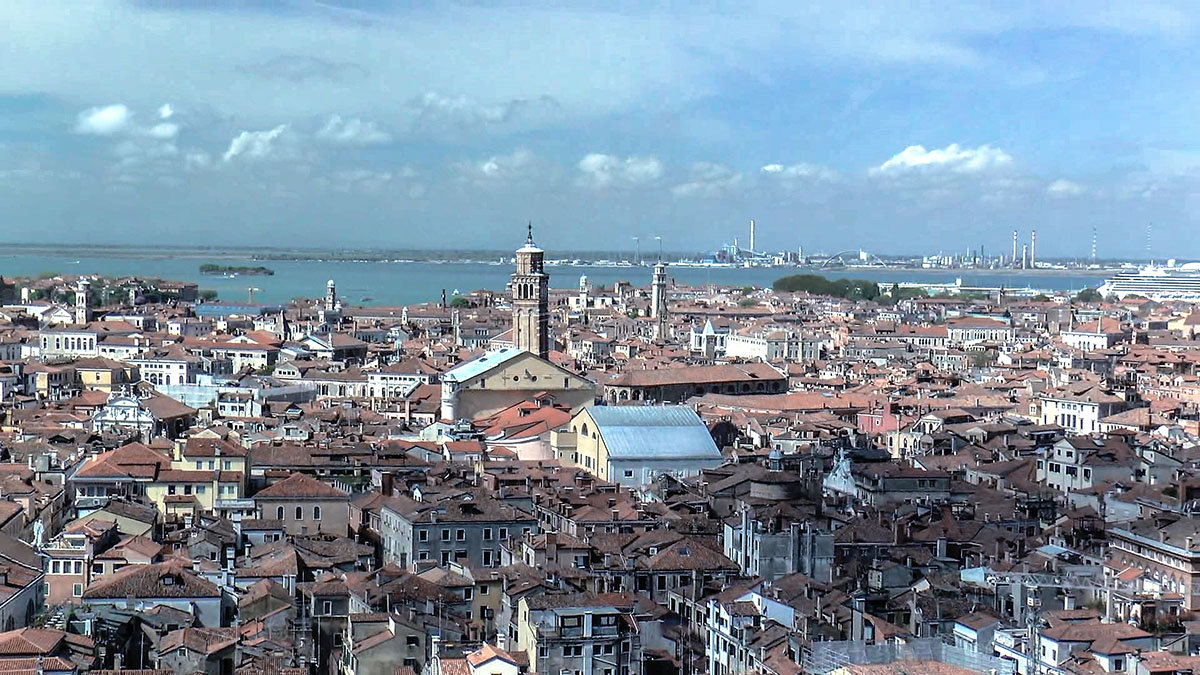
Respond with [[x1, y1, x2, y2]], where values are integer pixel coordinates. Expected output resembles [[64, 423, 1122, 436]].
[[199, 264, 275, 276], [772, 274, 928, 303]]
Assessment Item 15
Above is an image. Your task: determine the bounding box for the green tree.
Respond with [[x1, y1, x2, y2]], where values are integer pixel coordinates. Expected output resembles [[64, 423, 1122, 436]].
[[449, 295, 472, 308], [198, 289, 219, 301], [1074, 287, 1103, 303], [972, 351, 996, 368]]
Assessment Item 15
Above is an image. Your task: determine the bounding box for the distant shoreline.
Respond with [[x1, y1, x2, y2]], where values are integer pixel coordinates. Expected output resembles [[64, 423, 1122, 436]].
[[0, 243, 1135, 274]]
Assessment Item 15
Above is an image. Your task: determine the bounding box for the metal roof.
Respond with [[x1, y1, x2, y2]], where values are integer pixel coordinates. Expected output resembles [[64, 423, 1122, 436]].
[[442, 347, 527, 383], [586, 405, 722, 461]]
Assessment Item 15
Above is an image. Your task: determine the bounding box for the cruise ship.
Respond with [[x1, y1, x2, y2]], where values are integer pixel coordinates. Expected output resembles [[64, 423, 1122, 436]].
[[1098, 263, 1200, 301]]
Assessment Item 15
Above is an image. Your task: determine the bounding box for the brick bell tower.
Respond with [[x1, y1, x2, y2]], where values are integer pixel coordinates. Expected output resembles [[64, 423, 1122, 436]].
[[511, 223, 549, 358]]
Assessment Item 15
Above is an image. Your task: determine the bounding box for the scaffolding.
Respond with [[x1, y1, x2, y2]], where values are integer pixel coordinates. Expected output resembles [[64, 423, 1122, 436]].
[[803, 638, 1015, 675]]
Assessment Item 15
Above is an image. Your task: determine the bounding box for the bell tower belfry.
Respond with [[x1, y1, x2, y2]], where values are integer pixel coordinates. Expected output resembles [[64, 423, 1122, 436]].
[[511, 223, 550, 358], [75, 279, 91, 325], [651, 262, 669, 340]]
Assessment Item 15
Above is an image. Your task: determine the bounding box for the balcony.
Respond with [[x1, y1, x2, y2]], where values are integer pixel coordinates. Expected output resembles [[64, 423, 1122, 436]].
[[215, 498, 256, 511]]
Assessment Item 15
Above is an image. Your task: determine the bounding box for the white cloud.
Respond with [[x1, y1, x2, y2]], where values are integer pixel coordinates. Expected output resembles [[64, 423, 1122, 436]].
[[480, 148, 535, 177], [75, 104, 132, 135], [158, 104, 174, 120], [873, 143, 1013, 174], [761, 162, 838, 181], [144, 123, 180, 140], [1047, 178, 1086, 197], [576, 154, 664, 188], [316, 114, 392, 145], [222, 125, 289, 162], [453, 148, 552, 187], [671, 161, 743, 198]]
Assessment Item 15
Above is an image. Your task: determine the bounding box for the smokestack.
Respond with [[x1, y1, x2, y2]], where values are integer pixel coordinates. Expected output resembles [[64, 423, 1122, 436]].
[[749, 219, 756, 253], [1030, 230, 1037, 269], [1022, 244, 1028, 270], [1012, 230, 1018, 267]]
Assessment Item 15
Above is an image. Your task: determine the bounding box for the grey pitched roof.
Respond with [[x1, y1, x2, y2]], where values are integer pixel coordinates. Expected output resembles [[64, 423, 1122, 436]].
[[586, 405, 723, 461]]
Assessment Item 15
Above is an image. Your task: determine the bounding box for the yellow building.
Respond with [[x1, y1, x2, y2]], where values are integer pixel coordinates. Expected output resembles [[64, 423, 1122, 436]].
[[144, 470, 246, 519], [553, 405, 725, 486], [73, 357, 139, 394]]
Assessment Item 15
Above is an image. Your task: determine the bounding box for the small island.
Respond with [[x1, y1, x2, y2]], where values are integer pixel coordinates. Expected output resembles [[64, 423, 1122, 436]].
[[199, 263, 275, 276]]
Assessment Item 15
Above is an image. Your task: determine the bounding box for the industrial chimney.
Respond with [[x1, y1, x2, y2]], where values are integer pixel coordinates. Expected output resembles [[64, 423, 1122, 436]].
[[749, 219, 756, 253]]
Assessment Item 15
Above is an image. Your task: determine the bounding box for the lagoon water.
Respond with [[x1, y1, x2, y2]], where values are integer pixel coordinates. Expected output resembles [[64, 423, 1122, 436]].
[[0, 248, 1107, 306]]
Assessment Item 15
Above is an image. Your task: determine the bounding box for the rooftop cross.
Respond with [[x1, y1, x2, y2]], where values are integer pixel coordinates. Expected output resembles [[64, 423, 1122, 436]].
[[526, 221, 534, 245]]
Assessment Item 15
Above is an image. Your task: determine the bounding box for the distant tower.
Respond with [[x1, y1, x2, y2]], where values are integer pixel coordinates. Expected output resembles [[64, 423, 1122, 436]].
[[1011, 230, 1018, 267], [325, 279, 337, 312], [1021, 244, 1028, 270], [74, 279, 90, 325], [1030, 230, 1037, 269], [749, 219, 756, 253], [651, 262, 669, 340], [512, 223, 550, 358], [1091, 226, 1097, 263]]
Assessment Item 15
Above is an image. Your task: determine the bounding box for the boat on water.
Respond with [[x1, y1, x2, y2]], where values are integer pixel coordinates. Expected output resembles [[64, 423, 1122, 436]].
[[1098, 262, 1200, 301]]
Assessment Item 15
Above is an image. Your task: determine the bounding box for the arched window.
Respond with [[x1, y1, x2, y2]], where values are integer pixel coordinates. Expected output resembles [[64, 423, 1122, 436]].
[[276, 506, 284, 519], [313, 505, 322, 520], [295, 506, 303, 520]]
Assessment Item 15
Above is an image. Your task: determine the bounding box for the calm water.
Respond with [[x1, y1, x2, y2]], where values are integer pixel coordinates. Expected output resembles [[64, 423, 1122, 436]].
[[0, 250, 1106, 306]]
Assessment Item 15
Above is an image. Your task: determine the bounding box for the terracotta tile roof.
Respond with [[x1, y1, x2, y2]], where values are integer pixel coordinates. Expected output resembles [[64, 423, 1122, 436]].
[[159, 627, 238, 656], [0, 627, 68, 655], [253, 472, 348, 500], [465, 643, 518, 668], [0, 656, 78, 675], [82, 561, 221, 600], [608, 362, 784, 387]]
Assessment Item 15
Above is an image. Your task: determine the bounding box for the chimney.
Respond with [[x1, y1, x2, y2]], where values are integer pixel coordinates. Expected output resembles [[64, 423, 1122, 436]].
[[381, 472, 394, 497], [545, 532, 558, 560]]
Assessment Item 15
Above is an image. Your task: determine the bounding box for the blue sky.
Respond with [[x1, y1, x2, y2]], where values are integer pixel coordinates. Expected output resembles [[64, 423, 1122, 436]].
[[1, 1, 1198, 258]]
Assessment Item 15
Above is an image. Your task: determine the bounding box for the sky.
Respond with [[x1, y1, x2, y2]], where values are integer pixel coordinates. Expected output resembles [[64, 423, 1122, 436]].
[[1, 1, 1199, 258]]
